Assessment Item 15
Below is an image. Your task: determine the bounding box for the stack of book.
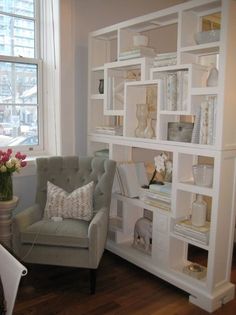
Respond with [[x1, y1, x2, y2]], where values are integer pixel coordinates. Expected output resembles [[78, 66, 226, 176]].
[[95, 125, 123, 136], [119, 47, 156, 60], [173, 219, 210, 245], [139, 182, 172, 211], [153, 52, 177, 67], [191, 96, 216, 145], [155, 70, 188, 111]]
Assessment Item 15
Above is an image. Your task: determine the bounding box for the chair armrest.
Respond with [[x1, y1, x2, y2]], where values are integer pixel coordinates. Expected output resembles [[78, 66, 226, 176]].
[[12, 204, 43, 232], [88, 207, 109, 268], [12, 204, 43, 256]]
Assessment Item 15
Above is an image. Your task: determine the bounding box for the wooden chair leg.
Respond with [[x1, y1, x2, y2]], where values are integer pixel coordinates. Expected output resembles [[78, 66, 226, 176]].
[[90, 269, 96, 294]]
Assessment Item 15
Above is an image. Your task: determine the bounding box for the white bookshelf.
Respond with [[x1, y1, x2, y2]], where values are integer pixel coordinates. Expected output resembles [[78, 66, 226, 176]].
[[87, 0, 236, 312]]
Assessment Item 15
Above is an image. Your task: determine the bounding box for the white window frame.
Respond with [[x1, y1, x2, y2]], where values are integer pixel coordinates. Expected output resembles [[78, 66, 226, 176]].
[[0, 0, 44, 154]]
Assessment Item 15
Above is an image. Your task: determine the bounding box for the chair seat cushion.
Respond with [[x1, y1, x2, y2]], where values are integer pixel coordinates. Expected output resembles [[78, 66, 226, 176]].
[[21, 219, 90, 248]]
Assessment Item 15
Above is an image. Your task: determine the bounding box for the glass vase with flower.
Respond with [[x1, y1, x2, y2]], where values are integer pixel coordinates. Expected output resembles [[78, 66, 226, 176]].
[[0, 149, 27, 201]]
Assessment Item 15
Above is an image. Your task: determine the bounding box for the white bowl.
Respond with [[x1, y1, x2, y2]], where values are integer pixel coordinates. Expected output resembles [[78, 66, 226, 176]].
[[133, 34, 148, 47], [194, 29, 220, 45], [192, 164, 213, 187]]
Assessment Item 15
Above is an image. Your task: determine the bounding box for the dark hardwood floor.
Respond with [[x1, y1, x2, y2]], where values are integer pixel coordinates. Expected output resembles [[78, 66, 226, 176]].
[[14, 247, 236, 315]]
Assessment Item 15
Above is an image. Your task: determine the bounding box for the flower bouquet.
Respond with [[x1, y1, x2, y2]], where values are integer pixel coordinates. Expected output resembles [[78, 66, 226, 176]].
[[0, 149, 27, 201]]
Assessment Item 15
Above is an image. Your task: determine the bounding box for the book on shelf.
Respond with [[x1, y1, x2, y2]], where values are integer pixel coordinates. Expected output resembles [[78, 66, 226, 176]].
[[119, 47, 156, 60], [173, 219, 210, 245], [140, 183, 172, 209], [153, 52, 177, 67], [115, 162, 149, 198], [149, 182, 172, 195], [191, 96, 216, 145], [95, 125, 123, 136], [141, 198, 171, 211]]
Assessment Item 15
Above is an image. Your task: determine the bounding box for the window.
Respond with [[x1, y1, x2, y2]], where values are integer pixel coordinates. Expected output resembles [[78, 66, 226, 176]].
[[0, 0, 42, 151]]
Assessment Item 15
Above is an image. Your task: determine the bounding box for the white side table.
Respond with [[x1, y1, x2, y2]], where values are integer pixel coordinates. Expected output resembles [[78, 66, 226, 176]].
[[0, 196, 19, 248]]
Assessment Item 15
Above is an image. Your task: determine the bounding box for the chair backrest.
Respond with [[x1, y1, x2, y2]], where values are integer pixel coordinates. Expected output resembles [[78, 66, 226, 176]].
[[35, 156, 116, 212], [0, 245, 27, 315]]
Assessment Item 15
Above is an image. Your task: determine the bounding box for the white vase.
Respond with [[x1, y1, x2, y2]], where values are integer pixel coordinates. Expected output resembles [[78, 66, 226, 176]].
[[135, 104, 148, 138], [191, 194, 207, 227], [206, 64, 218, 87]]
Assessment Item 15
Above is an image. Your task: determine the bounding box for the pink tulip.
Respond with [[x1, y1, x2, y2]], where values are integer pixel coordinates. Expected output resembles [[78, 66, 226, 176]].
[[21, 161, 27, 167]]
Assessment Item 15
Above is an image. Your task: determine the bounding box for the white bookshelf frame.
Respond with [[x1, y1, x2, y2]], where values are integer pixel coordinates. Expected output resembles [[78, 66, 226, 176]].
[[87, 0, 236, 312]]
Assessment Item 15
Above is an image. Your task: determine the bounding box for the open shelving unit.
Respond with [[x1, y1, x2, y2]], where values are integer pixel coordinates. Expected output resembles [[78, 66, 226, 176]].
[[87, 0, 236, 312]]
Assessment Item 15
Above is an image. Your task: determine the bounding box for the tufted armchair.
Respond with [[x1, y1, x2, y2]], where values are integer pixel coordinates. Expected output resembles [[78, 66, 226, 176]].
[[12, 156, 116, 293]]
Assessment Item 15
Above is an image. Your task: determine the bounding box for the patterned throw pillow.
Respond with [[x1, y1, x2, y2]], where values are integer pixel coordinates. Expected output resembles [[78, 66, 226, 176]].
[[44, 181, 94, 221]]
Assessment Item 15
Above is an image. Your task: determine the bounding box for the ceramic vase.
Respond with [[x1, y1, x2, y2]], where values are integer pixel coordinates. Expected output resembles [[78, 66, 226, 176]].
[[191, 194, 207, 227], [98, 79, 104, 94]]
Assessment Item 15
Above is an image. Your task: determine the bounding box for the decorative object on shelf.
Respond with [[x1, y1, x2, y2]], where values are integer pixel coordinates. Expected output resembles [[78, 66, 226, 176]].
[[167, 122, 194, 143], [183, 263, 207, 279], [144, 117, 154, 139], [194, 29, 220, 45], [133, 34, 148, 47], [98, 79, 104, 94], [133, 217, 152, 254], [206, 64, 218, 87], [191, 194, 207, 227], [192, 164, 213, 187], [146, 152, 172, 187], [0, 149, 27, 201], [135, 103, 148, 138]]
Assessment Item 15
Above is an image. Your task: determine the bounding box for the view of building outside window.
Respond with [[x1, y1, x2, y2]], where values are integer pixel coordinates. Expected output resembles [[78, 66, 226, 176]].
[[0, 0, 40, 148]]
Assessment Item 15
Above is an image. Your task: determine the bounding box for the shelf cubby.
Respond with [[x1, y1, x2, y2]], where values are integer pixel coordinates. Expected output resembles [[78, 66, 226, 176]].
[[124, 80, 161, 139], [89, 30, 118, 68]]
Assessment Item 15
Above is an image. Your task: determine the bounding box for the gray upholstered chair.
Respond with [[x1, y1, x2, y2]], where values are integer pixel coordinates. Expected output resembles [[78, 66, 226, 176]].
[[12, 156, 116, 293]]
